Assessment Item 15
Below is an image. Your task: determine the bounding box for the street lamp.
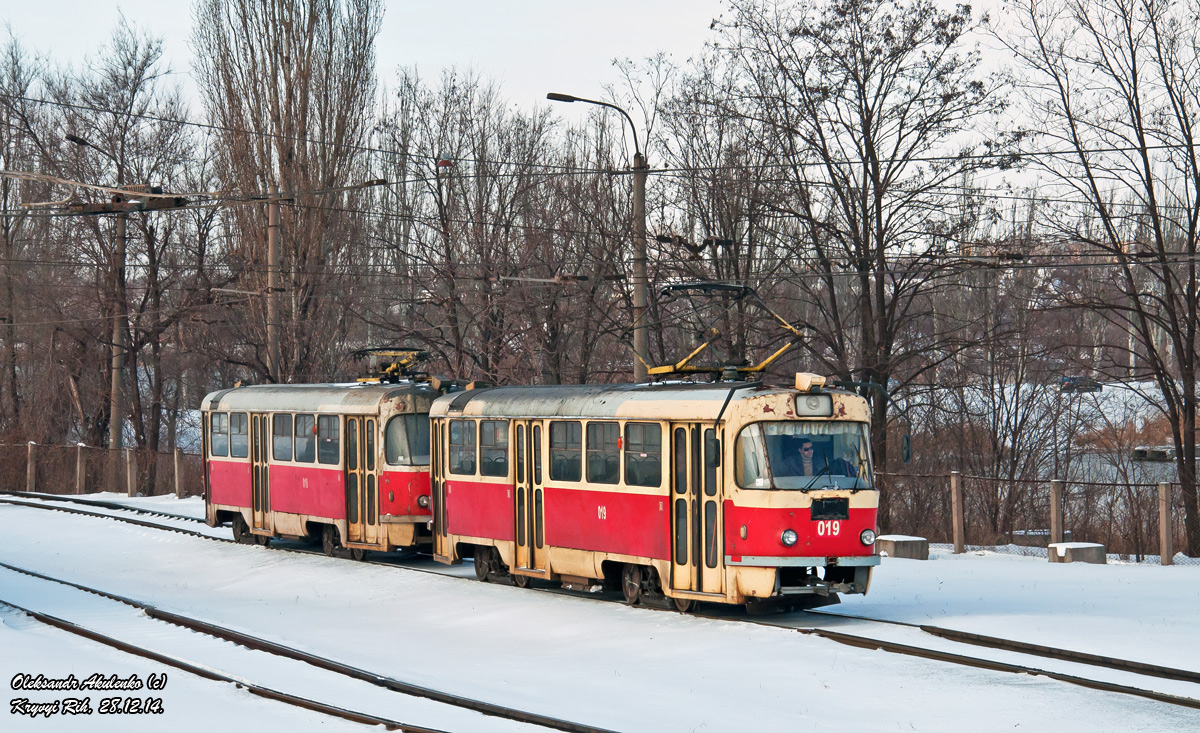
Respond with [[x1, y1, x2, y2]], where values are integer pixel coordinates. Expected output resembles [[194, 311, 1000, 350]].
[[547, 92, 650, 381], [66, 133, 128, 493]]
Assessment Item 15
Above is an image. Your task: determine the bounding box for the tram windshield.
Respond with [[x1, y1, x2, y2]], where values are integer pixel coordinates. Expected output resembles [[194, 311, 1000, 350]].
[[735, 421, 873, 490], [385, 413, 431, 466]]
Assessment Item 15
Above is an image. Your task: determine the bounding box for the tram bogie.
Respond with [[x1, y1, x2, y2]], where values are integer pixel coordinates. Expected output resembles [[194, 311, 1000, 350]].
[[202, 382, 436, 555]]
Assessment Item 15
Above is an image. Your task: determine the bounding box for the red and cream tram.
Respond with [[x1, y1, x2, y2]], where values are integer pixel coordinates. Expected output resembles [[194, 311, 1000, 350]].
[[202, 383, 435, 558], [429, 373, 879, 610]]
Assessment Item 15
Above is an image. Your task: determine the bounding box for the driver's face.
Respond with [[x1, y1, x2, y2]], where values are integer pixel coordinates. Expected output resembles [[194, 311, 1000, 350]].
[[800, 444, 813, 454]]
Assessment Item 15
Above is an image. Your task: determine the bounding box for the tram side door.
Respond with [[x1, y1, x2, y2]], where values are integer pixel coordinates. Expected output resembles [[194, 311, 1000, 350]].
[[345, 417, 380, 545], [670, 423, 723, 595], [513, 420, 547, 573], [250, 413, 270, 532], [343, 415, 379, 547]]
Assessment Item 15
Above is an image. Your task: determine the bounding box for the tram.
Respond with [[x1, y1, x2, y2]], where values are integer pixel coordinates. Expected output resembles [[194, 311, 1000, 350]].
[[429, 373, 880, 610], [202, 380, 436, 558]]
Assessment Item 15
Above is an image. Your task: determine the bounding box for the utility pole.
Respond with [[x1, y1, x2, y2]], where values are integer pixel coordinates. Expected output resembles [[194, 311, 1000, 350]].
[[547, 92, 650, 380], [109, 206, 126, 494], [267, 184, 280, 382], [66, 134, 190, 493], [631, 151, 649, 382]]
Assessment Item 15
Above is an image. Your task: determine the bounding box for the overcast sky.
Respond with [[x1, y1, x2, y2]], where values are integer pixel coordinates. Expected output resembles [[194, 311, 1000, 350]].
[[4, 1, 727, 115]]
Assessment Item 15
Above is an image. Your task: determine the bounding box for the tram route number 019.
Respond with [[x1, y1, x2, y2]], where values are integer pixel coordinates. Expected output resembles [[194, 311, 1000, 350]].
[[816, 520, 841, 537]]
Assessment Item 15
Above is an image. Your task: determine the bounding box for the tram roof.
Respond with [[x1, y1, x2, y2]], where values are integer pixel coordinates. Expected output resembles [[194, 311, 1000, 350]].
[[430, 381, 802, 420], [201, 382, 437, 414]]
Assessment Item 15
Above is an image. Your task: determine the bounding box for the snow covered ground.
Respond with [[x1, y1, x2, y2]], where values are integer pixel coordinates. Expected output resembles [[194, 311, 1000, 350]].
[[2, 493, 1198, 732]]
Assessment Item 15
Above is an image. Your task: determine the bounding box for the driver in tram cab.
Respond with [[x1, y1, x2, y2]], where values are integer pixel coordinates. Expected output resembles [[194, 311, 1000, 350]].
[[777, 438, 820, 476], [778, 438, 849, 477]]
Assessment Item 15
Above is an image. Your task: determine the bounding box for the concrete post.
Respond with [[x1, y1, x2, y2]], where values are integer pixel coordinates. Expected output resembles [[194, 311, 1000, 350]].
[[106, 211, 127, 493], [174, 447, 184, 499], [266, 184, 280, 382], [1050, 480, 1064, 545], [631, 153, 649, 381], [1159, 482, 1174, 566], [125, 448, 137, 497], [950, 471, 965, 553], [75, 444, 85, 494], [26, 441, 35, 492]]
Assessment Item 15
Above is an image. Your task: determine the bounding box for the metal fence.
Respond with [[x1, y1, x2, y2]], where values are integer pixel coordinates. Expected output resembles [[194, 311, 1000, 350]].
[[0, 442, 204, 498], [883, 471, 1198, 566]]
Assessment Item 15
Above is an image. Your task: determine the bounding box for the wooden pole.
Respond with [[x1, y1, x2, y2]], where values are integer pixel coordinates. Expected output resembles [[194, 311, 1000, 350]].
[[950, 471, 965, 553], [75, 444, 85, 494], [125, 448, 137, 497], [26, 441, 35, 492], [174, 447, 184, 499], [1050, 480, 1064, 545], [1159, 482, 1174, 566]]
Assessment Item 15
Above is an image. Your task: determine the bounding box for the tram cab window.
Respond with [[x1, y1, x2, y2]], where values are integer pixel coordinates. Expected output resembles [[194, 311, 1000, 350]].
[[480, 420, 509, 477], [386, 414, 432, 466], [624, 422, 662, 487], [209, 413, 229, 457], [735, 421, 873, 490], [294, 414, 315, 463], [229, 413, 249, 458], [448, 419, 477, 475], [549, 421, 582, 482], [586, 422, 620, 484], [317, 415, 340, 465], [272, 414, 293, 461]]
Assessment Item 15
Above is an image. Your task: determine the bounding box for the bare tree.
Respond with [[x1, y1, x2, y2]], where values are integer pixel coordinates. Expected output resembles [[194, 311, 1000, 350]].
[[193, 0, 382, 382], [710, 0, 1011, 526], [1005, 0, 1200, 554]]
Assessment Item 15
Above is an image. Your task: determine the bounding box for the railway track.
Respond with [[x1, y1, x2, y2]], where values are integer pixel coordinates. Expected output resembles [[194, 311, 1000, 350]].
[[6, 491, 1200, 713], [0, 560, 615, 733]]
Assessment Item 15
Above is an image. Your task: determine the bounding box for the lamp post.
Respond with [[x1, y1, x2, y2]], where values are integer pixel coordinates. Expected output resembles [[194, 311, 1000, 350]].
[[66, 133, 127, 493], [546, 92, 649, 381]]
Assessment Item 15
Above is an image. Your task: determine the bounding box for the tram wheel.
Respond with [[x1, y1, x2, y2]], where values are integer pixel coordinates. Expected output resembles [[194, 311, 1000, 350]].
[[622, 564, 642, 605], [474, 547, 493, 581], [511, 573, 531, 589], [321, 525, 339, 557], [672, 596, 694, 613], [349, 548, 366, 561], [254, 532, 271, 547], [231, 514, 253, 544]]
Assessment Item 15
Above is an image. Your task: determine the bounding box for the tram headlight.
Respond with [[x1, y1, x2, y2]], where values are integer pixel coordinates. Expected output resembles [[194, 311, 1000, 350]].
[[860, 528, 876, 546], [781, 529, 798, 547], [417, 495, 430, 508]]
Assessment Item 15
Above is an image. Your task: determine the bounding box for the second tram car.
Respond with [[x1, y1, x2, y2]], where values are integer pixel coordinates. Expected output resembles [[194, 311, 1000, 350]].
[[202, 382, 436, 558], [429, 373, 879, 610]]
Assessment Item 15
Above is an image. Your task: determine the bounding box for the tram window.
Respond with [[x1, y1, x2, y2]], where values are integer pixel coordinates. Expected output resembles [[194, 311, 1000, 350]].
[[272, 414, 293, 461], [229, 413, 249, 458], [366, 420, 376, 472], [586, 422, 620, 484], [735, 421, 874, 490], [549, 421, 582, 482], [533, 425, 542, 484], [673, 427, 688, 494], [209, 413, 229, 457], [480, 420, 509, 477], [624, 422, 661, 487], [317, 415, 340, 465], [704, 502, 718, 568], [448, 419, 476, 475], [385, 414, 431, 466], [704, 428, 718, 496], [294, 414, 315, 463], [516, 425, 525, 483], [406, 414, 430, 465]]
